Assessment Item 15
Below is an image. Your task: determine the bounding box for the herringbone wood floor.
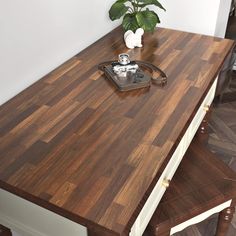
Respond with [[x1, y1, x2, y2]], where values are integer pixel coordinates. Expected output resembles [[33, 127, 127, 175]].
[[173, 74, 236, 236]]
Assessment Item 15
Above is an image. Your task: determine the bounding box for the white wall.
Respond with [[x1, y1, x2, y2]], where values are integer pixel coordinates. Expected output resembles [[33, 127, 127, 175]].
[[158, 0, 230, 37], [0, 0, 232, 105], [215, 0, 232, 37], [0, 0, 118, 105]]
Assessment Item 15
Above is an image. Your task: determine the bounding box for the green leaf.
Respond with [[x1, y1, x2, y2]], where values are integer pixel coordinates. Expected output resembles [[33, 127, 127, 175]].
[[136, 10, 160, 32], [109, 2, 129, 21], [135, 0, 166, 11], [122, 13, 139, 32], [116, 0, 129, 3], [153, 0, 166, 11]]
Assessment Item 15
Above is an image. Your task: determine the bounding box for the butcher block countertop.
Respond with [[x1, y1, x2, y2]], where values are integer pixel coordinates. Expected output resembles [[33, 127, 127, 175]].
[[0, 27, 234, 236]]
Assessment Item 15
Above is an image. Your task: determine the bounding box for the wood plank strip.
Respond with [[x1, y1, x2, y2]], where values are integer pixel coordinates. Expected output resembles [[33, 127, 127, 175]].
[[45, 58, 81, 84]]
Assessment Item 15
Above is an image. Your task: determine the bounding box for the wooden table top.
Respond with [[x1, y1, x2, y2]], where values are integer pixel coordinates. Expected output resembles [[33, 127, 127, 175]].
[[0, 27, 234, 236]]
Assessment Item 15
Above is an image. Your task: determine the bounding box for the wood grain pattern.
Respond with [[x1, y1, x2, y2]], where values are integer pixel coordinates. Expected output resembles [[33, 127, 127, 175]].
[[0, 27, 234, 236]]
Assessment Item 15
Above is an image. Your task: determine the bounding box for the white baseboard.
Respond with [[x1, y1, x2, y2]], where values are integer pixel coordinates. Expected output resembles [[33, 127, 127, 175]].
[[0, 189, 87, 236], [0, 213, 46, 236]]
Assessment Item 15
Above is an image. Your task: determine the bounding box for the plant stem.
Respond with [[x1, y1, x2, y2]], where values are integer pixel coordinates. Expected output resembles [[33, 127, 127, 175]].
[[132, 0, 138, 12], [136, 0, 140, 11], [136, 0, 139, 11]]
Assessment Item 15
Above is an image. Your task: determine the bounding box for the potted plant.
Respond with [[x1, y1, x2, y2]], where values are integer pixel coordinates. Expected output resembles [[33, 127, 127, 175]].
[[109, 0, 166, 33]]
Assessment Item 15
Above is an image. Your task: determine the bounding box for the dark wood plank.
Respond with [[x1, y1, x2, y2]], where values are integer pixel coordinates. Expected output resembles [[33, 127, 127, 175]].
[[0, 225, 12, 236]]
